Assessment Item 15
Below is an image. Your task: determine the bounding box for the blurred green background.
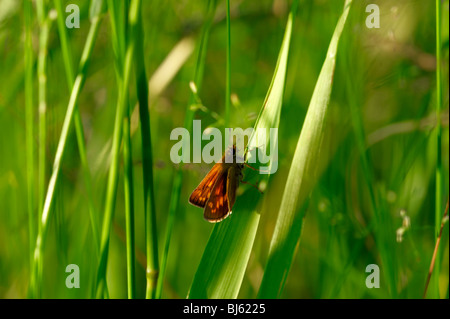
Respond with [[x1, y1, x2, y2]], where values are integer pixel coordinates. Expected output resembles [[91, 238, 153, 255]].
[[0, 0, 448, 298]]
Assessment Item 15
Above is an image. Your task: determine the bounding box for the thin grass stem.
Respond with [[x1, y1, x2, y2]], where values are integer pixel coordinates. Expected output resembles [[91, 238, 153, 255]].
[[123, 104, 136, 299], [225, 0, 231, 128], [53, 0, 100, 255], [156, 0, 217, 299], [95, 0, 142, 299], [30, 3, 104, 297], [36, 0, 50, 238], [132, 4, 160, 299], [108, 0, 137, 300], [24, 0, 36, 272], [257, 0, 350, 298], [342, 44, 398, 297], [433, 0, 443, 299], [424, 200, 449, 298]]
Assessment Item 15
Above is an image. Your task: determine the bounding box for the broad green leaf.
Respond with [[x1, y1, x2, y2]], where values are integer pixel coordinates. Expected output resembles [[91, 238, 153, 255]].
[[188, 0, 298, 299], [257, 0, 353, 298]]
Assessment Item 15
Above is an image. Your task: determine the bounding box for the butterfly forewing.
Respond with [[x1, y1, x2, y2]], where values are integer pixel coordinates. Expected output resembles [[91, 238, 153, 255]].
[[189, 162, 226, 208]]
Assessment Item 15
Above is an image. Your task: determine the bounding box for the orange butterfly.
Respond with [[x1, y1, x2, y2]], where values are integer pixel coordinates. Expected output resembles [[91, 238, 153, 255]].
[[189, 145, 245, 223]]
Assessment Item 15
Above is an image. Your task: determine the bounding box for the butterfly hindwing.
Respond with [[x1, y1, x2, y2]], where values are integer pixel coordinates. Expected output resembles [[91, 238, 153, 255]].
[[203, 169, 230, 222]]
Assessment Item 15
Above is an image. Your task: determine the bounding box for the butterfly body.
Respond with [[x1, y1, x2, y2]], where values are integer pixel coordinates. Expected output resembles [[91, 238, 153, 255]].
[[189, 146, 244, 223]]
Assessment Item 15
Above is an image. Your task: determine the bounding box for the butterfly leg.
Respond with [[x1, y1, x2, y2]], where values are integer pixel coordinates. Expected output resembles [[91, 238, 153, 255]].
[[244, 163, 270, 174], [240, 180, 264, 194]]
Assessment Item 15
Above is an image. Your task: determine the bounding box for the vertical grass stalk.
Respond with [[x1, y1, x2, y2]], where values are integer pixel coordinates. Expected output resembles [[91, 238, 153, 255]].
[[36, 0, 50, 235], [225, 0, 231, 127], [424, 200, 449, 298], [257, 0, 352, 298], [132, 4, 159, 299], [53, 0, 100, 254], [30, 1, 105, 297], [108, 0, 137, 300], [341, 37, 398, 296], [155, 0, 217, 299], [95, 0, 142, 298], [109, 0, 138, 300], [433, 0, 443, 298], [123, 105, 136, 299], [189, 0, 298, 299], [24, 0, 36, 270]]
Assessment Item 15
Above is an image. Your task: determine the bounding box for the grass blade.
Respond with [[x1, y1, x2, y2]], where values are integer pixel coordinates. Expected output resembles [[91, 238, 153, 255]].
[[123, 104, 136, 299], [105, 0, 136, 299], [424, 200, 449, 298], [224, 0, 231, 127], [156, 0, 218, 299], [257, 0, 352, 298], [433, 0, 443, 299], [30, 0, 105, 298], [36, 0, 50, 233], [342, 35, 398, 298], [24, 0, 36, 270], [188, 0, 298, 299], [133, 2, 159, 299], [53, 0, 100, 254], [120, 1, 137, 299], [95, 0, 142, 298]]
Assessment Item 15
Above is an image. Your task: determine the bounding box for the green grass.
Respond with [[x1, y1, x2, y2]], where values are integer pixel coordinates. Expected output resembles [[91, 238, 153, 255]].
[[123, 99, 136, 299], [258, 0, 351, 298], [134, 8, 159, 301], [23, 0, 36, 273], [95, 0, 144, 298], [225, 0, 231, 128], [0, 0, 448, 299], [53, 0, 100, 256], [189, 0, 298, 298], [433, 0, 443, 299], [157, 0, 218, 299], [29, 0, 105, 298], [36, 0, 49, 231]]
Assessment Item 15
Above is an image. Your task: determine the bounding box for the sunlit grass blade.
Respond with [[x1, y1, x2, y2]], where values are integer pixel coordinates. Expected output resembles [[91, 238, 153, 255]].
[[95, 0, 142, 298], [433, 0, 443, 299], [24, 0, 36, 270], [224, 0, 231, 128], [133, 2, 159, 299], [257, 0, 352, 298], [53, 0, 100, 254], [30, 0, 105, 298], [36, 0, 50, 235], [123, 104, 136, 299], [188, 0, 298, 299], [33, 0, 51, 298], [103, 0, 136, 299], [156, 0, 217, 299]]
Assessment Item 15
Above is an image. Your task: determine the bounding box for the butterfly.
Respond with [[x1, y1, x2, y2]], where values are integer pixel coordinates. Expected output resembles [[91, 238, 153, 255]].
[[189, 145, 245, 223]]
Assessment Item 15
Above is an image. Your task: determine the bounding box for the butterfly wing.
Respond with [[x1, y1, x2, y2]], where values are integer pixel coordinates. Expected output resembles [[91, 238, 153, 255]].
[[203, 169, 231, 223], [189, 162, 226, 208]]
